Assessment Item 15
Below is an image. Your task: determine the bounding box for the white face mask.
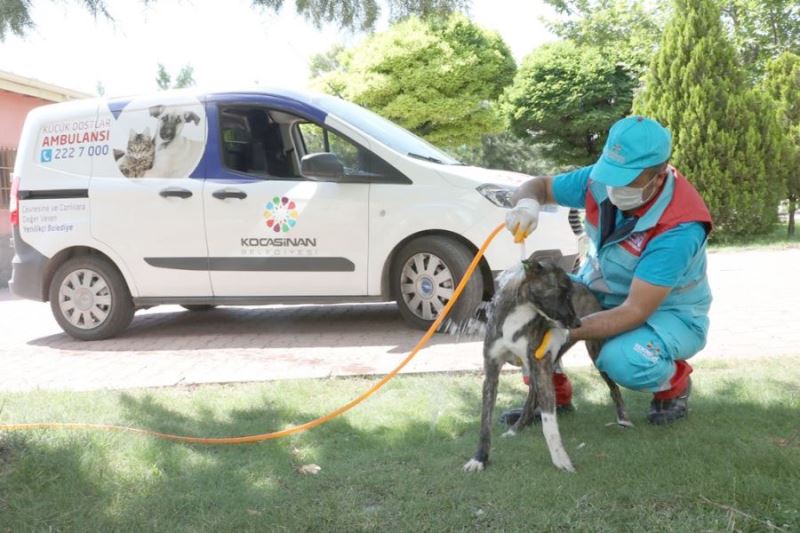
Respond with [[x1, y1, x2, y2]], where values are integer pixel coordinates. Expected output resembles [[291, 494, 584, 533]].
[[606, 176, 657, 211]]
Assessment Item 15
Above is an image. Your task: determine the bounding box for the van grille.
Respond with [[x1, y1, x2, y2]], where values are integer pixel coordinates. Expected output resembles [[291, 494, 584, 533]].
[[568, 208, 584, 235]]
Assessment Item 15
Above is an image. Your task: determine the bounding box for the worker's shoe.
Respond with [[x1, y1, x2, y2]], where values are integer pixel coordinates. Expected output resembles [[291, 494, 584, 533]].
[[499, 403, 575, 427], [647, 378, 691, 425]]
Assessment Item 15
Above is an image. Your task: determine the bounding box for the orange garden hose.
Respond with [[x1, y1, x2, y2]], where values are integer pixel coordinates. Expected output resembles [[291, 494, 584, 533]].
[[0, 223, 507, 445]]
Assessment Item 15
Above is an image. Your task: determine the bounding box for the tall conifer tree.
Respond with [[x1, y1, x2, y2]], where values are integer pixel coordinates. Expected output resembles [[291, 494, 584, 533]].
[[634, 0, 786, 237], [763, 52, 800, 236]]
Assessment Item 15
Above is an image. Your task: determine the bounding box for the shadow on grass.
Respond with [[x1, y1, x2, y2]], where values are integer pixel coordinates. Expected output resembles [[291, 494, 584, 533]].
[[2, 373, 799, 531]]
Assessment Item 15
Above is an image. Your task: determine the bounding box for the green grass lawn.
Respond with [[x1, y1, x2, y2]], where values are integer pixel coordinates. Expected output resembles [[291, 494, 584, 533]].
[[1, 356, 799, 532]]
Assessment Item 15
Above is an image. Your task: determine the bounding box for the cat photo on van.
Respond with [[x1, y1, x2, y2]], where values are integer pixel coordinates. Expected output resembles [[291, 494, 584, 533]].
[[113, 127, 156, 178], [109, 101, 205, 179]]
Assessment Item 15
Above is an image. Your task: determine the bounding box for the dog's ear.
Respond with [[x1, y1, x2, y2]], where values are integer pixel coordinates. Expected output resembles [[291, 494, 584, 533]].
[[521, 258, 543, 274], [183, 111, 201, 125], [113, 149, 125, 161], [149, 105, 165, 118]]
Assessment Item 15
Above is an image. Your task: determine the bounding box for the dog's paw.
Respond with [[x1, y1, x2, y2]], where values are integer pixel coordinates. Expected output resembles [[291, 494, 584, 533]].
[[549, 447, 576, 473], [501, 428, 517, 438], [605, 420, 635, 428], [463, 459, 485, 472], [554, 458, 576, 473]]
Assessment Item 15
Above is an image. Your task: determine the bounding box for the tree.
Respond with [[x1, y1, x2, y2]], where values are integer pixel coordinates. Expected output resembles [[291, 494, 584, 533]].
[[762, 52, 800, 236], [155, 63, 196, 90], [173, 65, 195, 89], [452, 132, 561, 176], [720, 0, 800, 80], [634, 0, 787, 238], [0, 0, 471, 40], [255, 0, 471, 31], [312, 15, 515, 148], [308, 44, 345, 80], [501, 41, 637, 167], [543, 0, 665, 76]]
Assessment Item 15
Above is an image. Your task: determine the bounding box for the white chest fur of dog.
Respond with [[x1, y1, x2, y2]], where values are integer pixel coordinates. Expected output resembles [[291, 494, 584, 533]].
[[486, 303, 569, 378], [487, 304, 537, 361]]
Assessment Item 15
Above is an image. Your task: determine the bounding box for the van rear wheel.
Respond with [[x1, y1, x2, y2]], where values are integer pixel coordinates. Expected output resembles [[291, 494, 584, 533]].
[[391, 236, 483, 330], [48, 256, 134, 341]]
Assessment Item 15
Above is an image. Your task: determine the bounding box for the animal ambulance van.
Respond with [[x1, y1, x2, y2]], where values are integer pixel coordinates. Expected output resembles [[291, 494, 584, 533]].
[[9, 88, 581, 340]]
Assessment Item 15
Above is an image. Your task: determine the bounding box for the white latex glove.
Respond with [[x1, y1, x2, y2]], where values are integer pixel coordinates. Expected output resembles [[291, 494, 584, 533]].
[[505, 198, 541, 243]]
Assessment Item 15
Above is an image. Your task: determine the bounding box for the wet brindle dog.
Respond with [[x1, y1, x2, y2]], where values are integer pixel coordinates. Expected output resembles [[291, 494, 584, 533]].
[[463, 258, 632, 473]]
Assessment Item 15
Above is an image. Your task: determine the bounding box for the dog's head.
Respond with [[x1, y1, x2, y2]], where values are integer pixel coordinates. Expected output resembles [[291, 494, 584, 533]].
[[520, 258, 581, 329], [149, 106, 201, 143]]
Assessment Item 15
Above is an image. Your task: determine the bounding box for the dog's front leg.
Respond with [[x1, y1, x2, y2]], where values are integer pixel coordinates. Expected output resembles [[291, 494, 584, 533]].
[[463, 355, 502, 472], [534, 334, 576, 472]]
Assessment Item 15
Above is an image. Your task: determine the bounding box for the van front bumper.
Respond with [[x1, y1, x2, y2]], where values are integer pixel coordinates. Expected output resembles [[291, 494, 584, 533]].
[[9, 226, 48, 301]]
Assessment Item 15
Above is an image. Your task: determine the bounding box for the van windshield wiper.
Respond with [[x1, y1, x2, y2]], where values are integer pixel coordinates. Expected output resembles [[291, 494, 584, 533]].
[[407, 152, 444, 164]]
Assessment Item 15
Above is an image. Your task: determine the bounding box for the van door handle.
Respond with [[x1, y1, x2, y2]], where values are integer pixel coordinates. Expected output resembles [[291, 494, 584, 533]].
[[212, 189, 248, 200], [159, 187, 193, 199]]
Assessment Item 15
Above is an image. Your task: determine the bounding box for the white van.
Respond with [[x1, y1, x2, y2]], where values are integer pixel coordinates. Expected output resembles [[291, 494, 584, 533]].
[[9, 88, 580, 340]]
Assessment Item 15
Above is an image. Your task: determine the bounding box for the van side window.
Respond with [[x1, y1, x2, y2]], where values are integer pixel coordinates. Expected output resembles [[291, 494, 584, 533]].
[[297, 122, 405, 181], [219, 107, 297, 179]]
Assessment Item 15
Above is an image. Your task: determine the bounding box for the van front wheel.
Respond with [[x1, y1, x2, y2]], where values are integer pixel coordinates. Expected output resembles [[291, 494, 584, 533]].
[[48, 256, 135, 341], [391, 236, 483, 330]]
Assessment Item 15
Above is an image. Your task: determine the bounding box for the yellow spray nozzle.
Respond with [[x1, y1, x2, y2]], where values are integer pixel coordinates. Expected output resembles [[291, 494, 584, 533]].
[[514, 226, 528, 244], [534, 329, 553, 360]]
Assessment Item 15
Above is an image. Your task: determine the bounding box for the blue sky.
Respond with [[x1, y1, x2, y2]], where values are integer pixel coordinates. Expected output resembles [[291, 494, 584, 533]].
[[0, 0, 558, 97]]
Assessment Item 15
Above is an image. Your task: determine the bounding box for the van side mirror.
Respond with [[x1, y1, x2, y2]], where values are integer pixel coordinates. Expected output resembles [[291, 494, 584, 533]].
[[301, 152, 344, 182]]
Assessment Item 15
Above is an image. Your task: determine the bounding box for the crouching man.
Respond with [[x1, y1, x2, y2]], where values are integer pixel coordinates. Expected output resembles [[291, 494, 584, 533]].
[[505, 116, 712, 424]]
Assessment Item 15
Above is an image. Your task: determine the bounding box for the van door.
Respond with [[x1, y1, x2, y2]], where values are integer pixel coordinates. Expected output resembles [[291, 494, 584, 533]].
[[90, 95, 211, 297], [201, 100, 370, 297]]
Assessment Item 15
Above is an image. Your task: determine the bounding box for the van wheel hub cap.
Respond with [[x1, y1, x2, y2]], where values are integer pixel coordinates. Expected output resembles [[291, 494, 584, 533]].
[[400, 253, 455, 321], [58, 268, 112, 330]]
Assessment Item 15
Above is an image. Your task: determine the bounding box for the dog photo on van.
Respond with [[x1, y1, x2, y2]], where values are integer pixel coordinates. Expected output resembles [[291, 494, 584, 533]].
[[145, 105, 204, 178]]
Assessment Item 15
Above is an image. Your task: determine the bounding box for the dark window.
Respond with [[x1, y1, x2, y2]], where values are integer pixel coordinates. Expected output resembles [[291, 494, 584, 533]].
[[219, 107, 297, 178], [296, 122, 406, 181]]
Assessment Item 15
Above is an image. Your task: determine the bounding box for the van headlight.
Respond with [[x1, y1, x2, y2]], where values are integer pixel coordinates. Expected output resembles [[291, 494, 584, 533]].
[[476, 184, 515, 208]]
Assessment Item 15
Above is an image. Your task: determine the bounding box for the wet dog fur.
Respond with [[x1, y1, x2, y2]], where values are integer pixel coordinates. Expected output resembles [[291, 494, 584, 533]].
[[463, 258, 632, 473]]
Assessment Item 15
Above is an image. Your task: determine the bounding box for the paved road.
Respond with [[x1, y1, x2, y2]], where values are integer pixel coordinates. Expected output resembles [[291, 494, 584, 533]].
[[1, 248, 798, 392]]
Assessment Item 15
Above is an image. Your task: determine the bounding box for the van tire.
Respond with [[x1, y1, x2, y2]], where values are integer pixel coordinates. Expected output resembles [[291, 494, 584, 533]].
[[48, 256, 135, 341], [391, 236, 483, 330], [181, 305, 217, 312]]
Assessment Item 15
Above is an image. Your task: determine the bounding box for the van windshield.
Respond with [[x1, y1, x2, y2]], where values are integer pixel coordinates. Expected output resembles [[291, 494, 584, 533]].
[[312, 95, 462, 165]]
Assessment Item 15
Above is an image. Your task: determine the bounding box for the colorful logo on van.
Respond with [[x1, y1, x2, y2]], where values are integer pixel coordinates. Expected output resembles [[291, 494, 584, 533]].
[[264, 196, 299, 233]]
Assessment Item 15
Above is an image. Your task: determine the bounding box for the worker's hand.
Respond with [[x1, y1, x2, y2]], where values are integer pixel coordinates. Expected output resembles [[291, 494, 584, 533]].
[[505, 198, 541, 243], [534, 328, 570, 361]]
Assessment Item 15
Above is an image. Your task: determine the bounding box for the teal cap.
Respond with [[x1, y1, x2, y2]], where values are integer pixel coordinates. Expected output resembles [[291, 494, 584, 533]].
[[590, 116, 672, 186]]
